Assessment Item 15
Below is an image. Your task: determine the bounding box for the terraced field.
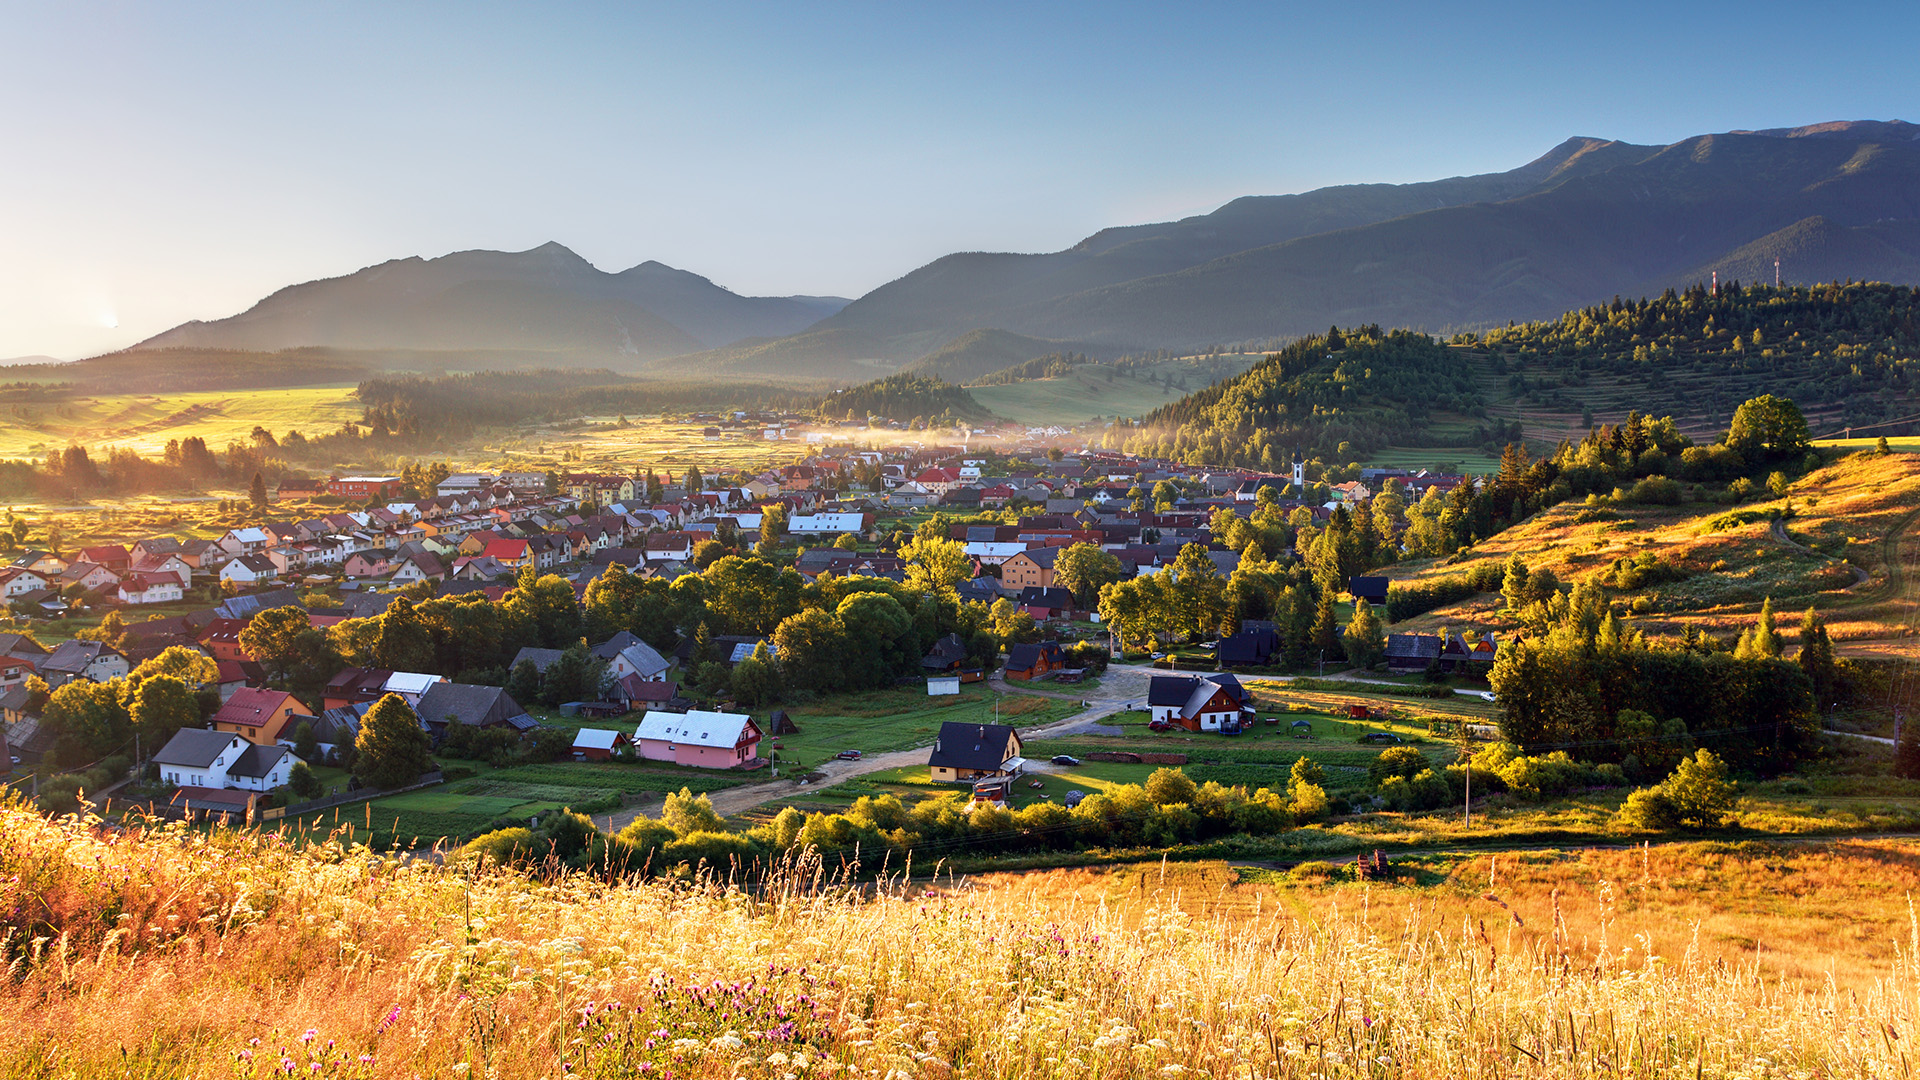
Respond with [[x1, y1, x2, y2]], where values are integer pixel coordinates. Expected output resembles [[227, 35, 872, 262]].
[[0, 386, 364, 457]]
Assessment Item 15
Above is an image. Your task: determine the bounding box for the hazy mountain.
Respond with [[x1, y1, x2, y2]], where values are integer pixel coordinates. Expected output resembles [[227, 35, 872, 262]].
[[134, 242, 849, 362], [799, 120, 1920, 361]]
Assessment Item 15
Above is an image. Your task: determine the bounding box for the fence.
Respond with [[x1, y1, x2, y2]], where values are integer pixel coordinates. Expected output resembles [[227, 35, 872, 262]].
[[256, 771, 446, 822]]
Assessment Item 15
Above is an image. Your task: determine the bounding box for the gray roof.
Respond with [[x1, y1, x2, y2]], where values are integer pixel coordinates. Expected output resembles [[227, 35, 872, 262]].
[[511, 647, 566, 673], [42, 639, 122, 674], [927, 722, 1021, 773], [416, 683, 531, 730], [153, 728, 242, 769], [215, 589, 300, 621], [228, 743, 291, 780]]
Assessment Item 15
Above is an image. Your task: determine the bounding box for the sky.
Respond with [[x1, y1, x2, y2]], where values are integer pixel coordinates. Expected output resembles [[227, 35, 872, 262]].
[[2, 1, 1917, 360]]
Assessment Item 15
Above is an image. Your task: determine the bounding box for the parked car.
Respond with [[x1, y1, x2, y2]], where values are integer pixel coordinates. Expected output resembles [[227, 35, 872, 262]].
[[1361, 732, 1404, 744], [1051, 754, 1081, 766], [1150, 651, 1166, 659], [835, 750, 862, 761], [1148, 719, 1171, 732], [1478, 691, 1498, 703], [1063, 789, 1086, 809]]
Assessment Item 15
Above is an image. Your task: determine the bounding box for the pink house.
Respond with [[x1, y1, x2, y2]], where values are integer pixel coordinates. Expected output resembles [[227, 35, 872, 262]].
[[633, 709, 761, 769]]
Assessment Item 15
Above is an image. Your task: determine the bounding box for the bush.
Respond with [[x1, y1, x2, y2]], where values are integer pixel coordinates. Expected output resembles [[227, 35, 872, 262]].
[[1369, 745, 1428, 786], [1626, 475, 1682, 505], [1378, 768, 1451, 811], [1617, 788, 1681, 830], [1287, 860, 1338, 883], [1614, 749, 1736, 831]]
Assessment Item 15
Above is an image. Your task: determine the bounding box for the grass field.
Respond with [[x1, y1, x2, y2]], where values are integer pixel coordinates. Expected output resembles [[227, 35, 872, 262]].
[[0, 385, 364, 458], [1380, 448, 1920, 656], [21, 799, 1920, 1077], [1815, 435, 1920, 453], [765, 683, 1079, 772]]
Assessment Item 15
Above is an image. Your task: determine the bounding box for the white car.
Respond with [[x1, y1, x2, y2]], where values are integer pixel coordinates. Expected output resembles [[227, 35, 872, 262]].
[[1478, 691, 1497, 703]]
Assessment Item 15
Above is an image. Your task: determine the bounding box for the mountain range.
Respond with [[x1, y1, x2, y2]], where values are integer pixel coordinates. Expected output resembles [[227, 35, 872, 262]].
[[123, 120, 1920, 382], [135, 242, 849, 362]]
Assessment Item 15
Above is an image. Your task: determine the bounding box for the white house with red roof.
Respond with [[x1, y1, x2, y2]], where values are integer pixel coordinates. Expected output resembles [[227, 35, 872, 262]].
[[118, 572, 184, 605]]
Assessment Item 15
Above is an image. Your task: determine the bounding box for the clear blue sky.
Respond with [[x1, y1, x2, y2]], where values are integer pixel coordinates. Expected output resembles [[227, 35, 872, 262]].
[[2, 0, 1916, 359]]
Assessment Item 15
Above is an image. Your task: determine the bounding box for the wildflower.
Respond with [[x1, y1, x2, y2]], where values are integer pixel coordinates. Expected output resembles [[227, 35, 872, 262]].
[[379, 1005, 402, 1033]]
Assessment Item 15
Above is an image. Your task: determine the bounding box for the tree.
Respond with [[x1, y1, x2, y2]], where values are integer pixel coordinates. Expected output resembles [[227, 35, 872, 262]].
[[288, 760, 324, 799], [503, 573, 584, 647], [771, 607, 849, 692], [291, 720, 321, 763], [371, 597, 438, 671], [126, 674, 201, 751], [1344, 599, 1386, 671], [730, 642, 778, 707], [1725, 394, 1810, 461], [129, 645, 219, 688], [240, 605, 315, 683], [1287, 755, 1326, 801], [759, 503, 789, 552], [1734, 596, 1783, 660], [1500, 553, 1531, 612], [1144, 767, 1198, 807], [1797, 607, 1837, 707], [701, 556, 804, 636], [690, 538, 728, 570], [832, 533, 860, 551], [683, 463, 703, 494], [45, 679, 131, 768], [249, 472, 269, 509], [661, 787, 724, 836], [506, 658, 543, 705], [1660, 749, 1736, 827], [353, 693, 433, 790], [900, 535, 973, 596], [539, 641, 605, 706], [1052, 542, 1126, 608]]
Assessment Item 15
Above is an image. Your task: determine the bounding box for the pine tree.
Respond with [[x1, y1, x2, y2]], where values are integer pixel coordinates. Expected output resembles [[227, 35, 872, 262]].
[[1310, 589, 1344, 663], [1797, 606, 1837, 706], [1345, 598, 1386, 670], [249, 472, 268, 509]]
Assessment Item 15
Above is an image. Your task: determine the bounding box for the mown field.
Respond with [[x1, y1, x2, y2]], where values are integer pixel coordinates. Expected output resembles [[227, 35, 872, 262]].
[[0, 385, 365, 458]]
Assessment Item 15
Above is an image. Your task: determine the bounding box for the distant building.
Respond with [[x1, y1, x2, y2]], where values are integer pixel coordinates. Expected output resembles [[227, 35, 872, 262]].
[[328, 476, 406, 500]]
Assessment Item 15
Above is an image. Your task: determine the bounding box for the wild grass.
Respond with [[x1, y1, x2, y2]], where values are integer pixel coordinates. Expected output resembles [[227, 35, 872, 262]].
[[8, 797, 1920, 1077]]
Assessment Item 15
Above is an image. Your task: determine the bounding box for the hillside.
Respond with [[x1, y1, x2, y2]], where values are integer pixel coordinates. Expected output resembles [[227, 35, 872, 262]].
[[902, 328, 1073, 383], [1114, 283, 1920, 467], [1380, 449, 1920, 658], [818, 372, 989, 424], [133, 242, 849, 363]]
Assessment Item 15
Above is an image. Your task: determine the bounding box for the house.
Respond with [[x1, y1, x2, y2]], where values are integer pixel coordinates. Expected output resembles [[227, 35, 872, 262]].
[[927, 675, 961, 696], [1217, 626, 1280, 667], [571, 727, 630, 762], [927, 722, 1024, 783], [130, 553, 193, 588], [611, 675, 679, 712], [390, 552, 447, 585], [327, 476, 406, 499], [211, 686, 313, 746], [963, 541, 1028, 566], [343, 551, 390, 579], [12, 550, 67, 575], [999, 546, 1060, 590], [1002, 641, 1064, 681], [322, 667, 393, 711], [597, 636, 671, 682], [414, 683, 537, 739], [1147, 673, 1252, 733], [40, 640, 128, 686], [645, 532, 696, 563], [118, 572, 185, 606], [1016, 586, 1075, 619], [220, 554, 281, 587], [1385, 633, 1444, 674], [60, 561, 122, 594], [0, 567, 51, 598], [311, 703, 370, 756], [382, 671, 446, 705], [633, 709, 761, 768], [921, 633, 969, 672], [152, 727, 296, 794], [78, 545, 131, 572], [786, 512, 871, 536], [1349, 576, 1391, 606], [217, 528, 272, 557]]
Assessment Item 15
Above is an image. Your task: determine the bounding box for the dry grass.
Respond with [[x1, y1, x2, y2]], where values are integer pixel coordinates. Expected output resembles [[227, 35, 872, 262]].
[[8, 800, 1920, 1077], [1388, 451, 1920, 656]]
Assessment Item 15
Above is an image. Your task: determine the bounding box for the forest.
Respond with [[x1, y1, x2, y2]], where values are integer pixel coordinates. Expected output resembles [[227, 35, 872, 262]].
[[815, 373, 990, 425]]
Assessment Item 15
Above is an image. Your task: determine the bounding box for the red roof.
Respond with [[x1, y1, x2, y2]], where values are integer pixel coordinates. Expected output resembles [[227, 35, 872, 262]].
[[482, 539, 529, 561], [212, 686, 296, 729]]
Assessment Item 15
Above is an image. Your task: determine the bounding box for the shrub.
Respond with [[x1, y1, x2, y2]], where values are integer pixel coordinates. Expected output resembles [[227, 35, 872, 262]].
[[1617, 788, 1681, 830], [1614, 749, 1736, 830], [1369, 745, 1428, 786], [1626, 475, 1682, 505], [1287, 860, 1338, 883], [1379, 768, 1451, 811]]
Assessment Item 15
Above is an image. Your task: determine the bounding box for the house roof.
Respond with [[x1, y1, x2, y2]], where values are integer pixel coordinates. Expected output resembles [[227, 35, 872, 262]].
[[212, 687, 299, 729], [1016, 586, 1074, 610], [415, 683, 532, 729], [0, 633, 47, 658], [42, 639, 123, 674], [572, 728, 625, 750], [153, 727, 244, 769], [927, 722, 1021, 772], [633, 708, 756, 749], [1004, 642, 1060, 671], [511, 647, 566, 673], [227, 743, 291, 780], [1385, 633, 1443, 660], [383, 672, 443, 696], [1147, 672, 1249, 711]]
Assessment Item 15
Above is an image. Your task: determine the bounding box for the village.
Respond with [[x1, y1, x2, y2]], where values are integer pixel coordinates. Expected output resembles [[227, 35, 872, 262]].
[[0, 437, 1489, 838]]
